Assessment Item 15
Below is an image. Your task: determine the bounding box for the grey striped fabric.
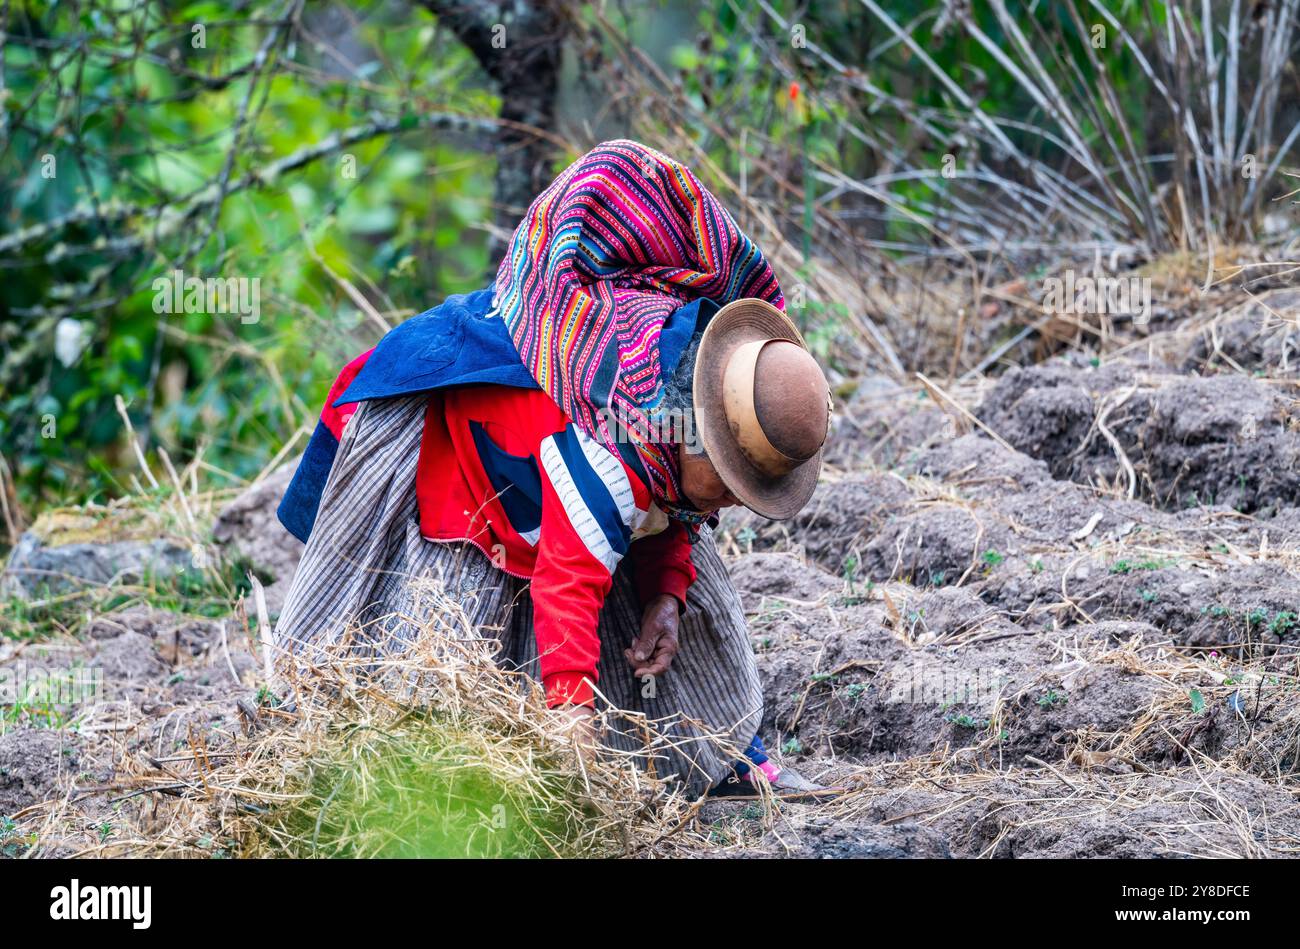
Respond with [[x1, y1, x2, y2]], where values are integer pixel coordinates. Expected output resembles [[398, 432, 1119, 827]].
[[274, 396, 764, 796]]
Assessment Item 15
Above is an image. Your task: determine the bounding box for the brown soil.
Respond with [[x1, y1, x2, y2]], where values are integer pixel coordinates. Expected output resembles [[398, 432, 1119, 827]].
[[703, 300, 1300, 856]]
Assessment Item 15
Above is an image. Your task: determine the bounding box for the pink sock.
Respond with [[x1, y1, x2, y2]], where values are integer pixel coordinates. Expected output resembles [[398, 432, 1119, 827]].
[[745, 760, 782, 783]]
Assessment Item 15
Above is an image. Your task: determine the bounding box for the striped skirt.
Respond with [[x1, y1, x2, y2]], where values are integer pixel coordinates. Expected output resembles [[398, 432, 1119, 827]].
[[273, 395, 764, 796]]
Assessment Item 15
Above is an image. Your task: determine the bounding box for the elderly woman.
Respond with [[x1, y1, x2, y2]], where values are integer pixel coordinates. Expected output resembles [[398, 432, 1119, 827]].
[[274, 141, 832, 799]]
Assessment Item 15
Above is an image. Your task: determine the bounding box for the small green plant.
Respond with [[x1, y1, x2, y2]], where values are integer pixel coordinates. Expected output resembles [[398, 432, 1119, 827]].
[[1139, 588, 1159, 603], [1110, 558, 1172, 575], [1037, 689, 1068, 709], [841, 553, 860, 593], [945, 712, 990, 729], [1189, 689, 1206, 715], [981, 550, 1006, 568], [1029, 559, 1044, 575], [706, 820, 737, 845], [0, 816, 29, 858], [1267, 612, 1297, 637], [843, 682, 868, 702], [781, 737, 803, 755]]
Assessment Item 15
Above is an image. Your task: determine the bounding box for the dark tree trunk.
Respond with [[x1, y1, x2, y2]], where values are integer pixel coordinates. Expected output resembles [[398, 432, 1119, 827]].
[[418, 0, 566, 266]]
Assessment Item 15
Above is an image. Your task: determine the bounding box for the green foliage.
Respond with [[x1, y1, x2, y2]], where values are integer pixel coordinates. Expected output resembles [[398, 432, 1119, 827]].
[[843, 682, 868, 702], [1268, 612, 1297, 637], [7, 0, 1299, 522], [1037, 688, 1067, 709], [671, 0, 1298, 303], [1110, 557, 1172, 575], [282, 733, 570, 858], [2, 1, 494, 511], [0, 816, 33, 858]]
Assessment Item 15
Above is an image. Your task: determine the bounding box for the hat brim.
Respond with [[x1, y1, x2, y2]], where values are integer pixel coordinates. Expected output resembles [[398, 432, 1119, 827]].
[[692, 298, 823, 521]]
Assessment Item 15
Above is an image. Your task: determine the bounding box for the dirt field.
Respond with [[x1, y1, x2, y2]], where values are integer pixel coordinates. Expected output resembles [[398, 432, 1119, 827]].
[[4, 288, 1300, 858]]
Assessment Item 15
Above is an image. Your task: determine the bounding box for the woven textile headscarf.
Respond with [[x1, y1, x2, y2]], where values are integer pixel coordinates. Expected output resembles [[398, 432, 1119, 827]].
[[492, 140, 784, 527]]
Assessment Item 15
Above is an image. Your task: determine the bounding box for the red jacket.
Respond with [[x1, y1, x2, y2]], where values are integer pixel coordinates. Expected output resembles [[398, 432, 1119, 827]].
[[321, 356, 696, 707]]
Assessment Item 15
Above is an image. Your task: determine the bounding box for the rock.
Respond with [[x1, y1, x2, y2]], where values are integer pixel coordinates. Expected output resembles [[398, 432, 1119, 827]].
[[1, 532, 191, 598]]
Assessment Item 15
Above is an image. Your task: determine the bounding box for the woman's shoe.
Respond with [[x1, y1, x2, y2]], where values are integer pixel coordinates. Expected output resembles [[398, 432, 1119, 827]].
[[708, 765, 844, 802]]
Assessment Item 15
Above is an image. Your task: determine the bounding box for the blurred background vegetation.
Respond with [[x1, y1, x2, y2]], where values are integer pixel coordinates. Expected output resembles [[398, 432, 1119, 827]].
[[2, 0, 1298, 532]]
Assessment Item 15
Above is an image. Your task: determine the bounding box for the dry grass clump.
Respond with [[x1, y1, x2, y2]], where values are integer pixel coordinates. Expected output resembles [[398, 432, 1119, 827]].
[[33, 576, 751, 859], [249, 580, 717, 858]]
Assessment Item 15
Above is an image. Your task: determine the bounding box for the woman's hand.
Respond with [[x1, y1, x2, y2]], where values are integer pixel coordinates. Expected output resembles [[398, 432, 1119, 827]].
[[625, 593, 681, 679], [550, 703, 597, 765]]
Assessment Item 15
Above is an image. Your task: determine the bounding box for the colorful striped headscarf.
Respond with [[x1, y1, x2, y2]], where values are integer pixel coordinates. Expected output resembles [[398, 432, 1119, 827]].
[[492, 140, 785, 526]]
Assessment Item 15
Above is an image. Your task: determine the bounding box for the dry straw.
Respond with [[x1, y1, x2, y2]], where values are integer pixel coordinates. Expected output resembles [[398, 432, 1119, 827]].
[[30, 575, 775, 858]]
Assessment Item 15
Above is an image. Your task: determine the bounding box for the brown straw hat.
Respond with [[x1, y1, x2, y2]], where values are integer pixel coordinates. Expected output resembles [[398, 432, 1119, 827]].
[[692, 298, 831, 520]]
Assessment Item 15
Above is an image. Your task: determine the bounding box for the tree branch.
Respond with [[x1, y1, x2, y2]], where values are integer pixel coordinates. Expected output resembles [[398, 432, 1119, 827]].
[[417, 0, 568, 260]]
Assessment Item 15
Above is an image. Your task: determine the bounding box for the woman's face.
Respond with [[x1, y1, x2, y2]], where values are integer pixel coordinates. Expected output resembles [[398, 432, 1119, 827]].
[[678, 443, 741, 512]]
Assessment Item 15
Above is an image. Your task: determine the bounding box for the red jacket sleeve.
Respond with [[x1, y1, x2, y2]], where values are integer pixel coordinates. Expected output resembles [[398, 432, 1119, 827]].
[[530, 467, 613, 709], [626, 520, 696, 611], [321, 348, 374, 439]]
